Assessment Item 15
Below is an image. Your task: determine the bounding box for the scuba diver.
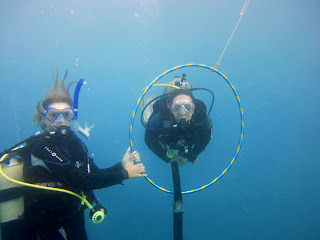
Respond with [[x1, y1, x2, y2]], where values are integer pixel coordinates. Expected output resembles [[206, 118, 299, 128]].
[[144, 74, 213, 166], [0, 71, 147, 240]]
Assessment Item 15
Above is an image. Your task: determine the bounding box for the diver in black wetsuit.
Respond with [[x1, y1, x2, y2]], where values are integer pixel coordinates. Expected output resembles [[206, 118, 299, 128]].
[[144, 76, 212, 166], [0, 72, 147, 240]]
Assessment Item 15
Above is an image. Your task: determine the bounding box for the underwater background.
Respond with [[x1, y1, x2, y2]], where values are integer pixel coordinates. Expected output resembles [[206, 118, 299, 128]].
[[1, 0, 319, 239]]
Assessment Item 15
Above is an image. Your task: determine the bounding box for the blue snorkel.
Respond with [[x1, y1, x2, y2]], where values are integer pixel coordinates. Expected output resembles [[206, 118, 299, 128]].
[[72, 79, 95, 139], [73, 78, 85, 120]]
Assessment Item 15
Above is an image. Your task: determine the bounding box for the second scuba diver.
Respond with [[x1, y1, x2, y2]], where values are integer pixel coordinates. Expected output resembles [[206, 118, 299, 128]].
[[144, 74, 213, 166], [0, 71, 147, 240]]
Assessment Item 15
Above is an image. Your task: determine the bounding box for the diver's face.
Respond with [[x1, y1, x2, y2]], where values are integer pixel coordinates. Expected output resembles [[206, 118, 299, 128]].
[[43, 102, 73, 132], [171, 94, 195, 123]]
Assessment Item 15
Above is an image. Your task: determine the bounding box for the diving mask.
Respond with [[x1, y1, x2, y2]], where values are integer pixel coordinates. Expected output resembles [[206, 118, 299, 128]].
[[44, 107, 75, 122], [171, 100, 195, 116]]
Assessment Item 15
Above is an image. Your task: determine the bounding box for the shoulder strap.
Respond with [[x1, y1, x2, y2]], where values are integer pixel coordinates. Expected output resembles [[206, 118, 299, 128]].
[[0, 132, 49, 163]]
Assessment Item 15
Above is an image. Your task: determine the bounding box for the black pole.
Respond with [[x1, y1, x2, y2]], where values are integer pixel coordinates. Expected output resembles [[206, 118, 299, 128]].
[[171, 161, 184, 240]]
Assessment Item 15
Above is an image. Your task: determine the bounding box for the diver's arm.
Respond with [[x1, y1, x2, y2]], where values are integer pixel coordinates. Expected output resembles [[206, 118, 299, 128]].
[[145, 129, 169, 163], [144, 112, 170, 163], [85, 152, 146, 190], [89, 158, 124, 173], [84, 160, 128, 189], [187, 117, 212, 163]]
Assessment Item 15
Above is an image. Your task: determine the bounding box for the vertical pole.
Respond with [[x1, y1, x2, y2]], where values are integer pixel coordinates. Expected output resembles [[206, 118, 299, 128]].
[[171, 161, 183, 240]]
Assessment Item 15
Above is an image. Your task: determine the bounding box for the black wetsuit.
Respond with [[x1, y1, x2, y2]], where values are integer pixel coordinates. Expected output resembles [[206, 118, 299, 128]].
[[1, 126, 128, 240], [145, 98, 212, 163]]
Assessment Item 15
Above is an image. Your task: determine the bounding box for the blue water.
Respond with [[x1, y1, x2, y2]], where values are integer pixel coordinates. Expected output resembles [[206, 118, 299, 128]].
[[1, 0, 319, 239]]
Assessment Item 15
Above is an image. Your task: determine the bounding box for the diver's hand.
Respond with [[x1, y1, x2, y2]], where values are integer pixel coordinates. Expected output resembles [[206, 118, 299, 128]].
[[125, 163, 147, 179], [122, 147, 141, 168], [178, 157, 189, 166], [170, 156, 189, 166], [73, 121, 95, 139], [122, 147, 147, 178]]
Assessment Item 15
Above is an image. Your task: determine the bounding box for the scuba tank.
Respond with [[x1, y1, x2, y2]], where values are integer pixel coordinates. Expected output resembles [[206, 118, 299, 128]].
[[0, 157, 24, 223], [0, 129, 107, 225], [163, 73, 192, 95]]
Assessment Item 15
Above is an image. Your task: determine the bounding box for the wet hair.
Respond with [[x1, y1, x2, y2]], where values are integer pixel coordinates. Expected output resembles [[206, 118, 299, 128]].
[[33, 71, 74, 129], [167, 89, 195, 105]]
